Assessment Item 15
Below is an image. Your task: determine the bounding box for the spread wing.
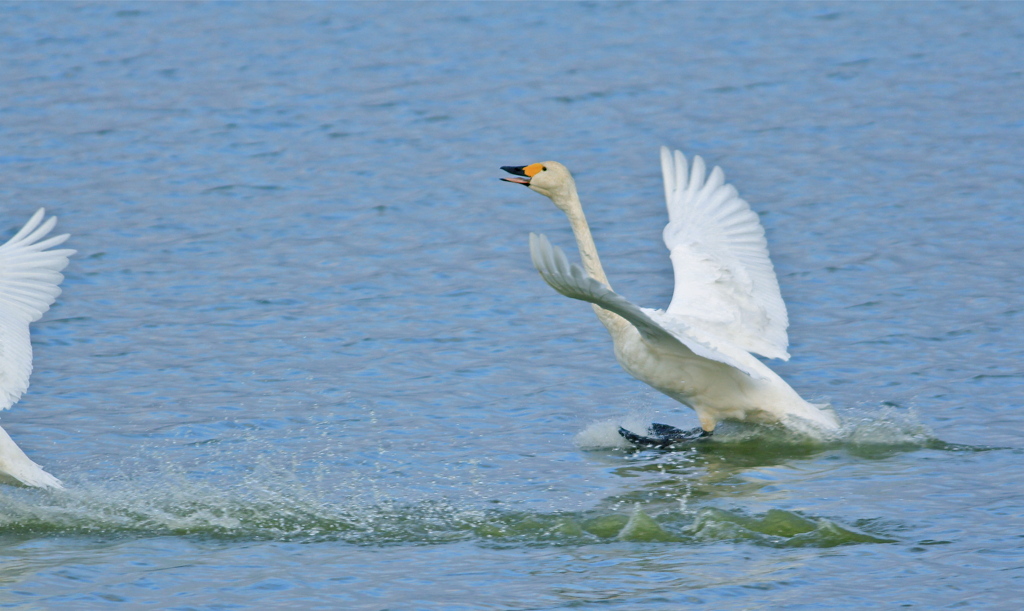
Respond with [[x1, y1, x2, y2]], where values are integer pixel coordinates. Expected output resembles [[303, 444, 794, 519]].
[[658, 147, 790, 360], [529, 233, 769, 380], [0, 209, 75, 410]]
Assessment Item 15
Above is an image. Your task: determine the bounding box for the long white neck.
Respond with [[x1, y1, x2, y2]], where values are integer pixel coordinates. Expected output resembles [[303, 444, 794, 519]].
[[551, 185, 629, 335]]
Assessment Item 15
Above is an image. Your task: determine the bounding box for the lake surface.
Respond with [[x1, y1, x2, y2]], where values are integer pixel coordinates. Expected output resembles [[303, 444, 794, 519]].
[[1, 2, 1022, 609]]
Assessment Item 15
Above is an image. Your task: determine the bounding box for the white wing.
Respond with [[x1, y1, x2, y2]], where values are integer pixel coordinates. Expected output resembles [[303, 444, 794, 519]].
[[658, 147, 790, 360], [0, 209, 75, 410], [529, 233, 769, 380]]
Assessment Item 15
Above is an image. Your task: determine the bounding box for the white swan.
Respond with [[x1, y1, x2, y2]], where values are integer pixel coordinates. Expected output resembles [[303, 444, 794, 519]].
[[501, 147, 839, 446], [0, 209, 74, 488]]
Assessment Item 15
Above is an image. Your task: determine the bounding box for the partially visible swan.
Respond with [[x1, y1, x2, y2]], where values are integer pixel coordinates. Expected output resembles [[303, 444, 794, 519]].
[[0, 209, 74, 488], [501, 147, 838, 446]]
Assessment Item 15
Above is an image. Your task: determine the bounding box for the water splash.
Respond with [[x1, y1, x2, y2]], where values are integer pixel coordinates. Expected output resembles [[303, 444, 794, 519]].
[[0, 472, 895, 548], [0, 404, 963, 548], [687, 507, 893, 548], [574, 414, 651, 450], [573, 403, 980, 453]]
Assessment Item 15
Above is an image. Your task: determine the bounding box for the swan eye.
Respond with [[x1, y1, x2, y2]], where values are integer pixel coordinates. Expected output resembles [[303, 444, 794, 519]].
[[542, 166, 547, 171]]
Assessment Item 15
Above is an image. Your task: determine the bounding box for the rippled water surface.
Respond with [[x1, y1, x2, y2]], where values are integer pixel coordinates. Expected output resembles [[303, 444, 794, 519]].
[[1, 2, 1023, 609]]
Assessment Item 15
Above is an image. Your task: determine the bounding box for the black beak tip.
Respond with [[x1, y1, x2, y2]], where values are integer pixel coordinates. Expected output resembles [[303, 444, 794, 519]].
[[501, 165, 528, 176]]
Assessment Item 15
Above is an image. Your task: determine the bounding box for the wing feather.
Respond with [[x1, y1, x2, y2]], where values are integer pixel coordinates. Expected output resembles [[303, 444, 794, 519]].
[[659, 147, 790, 360], [529, 233, 768, 379], [0, 209, 75, 410]]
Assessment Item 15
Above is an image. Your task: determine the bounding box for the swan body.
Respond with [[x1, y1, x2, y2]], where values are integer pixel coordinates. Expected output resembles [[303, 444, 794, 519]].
[[501, 148, 839, 438], [0, 209, 74, 488]]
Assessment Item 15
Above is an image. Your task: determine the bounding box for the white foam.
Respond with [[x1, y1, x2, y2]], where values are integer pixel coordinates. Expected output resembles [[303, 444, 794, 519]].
[[574, 403, 936, 450], [573, 411, 662, 450], [840, 405, 934, 446]]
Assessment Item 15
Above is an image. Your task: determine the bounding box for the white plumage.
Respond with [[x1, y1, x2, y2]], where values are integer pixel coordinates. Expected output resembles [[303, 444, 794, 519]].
[[502, 148, 839, 437], [660, 148, 790, 360], [0, 208, 73, 488], [529, 232, 769, 382]]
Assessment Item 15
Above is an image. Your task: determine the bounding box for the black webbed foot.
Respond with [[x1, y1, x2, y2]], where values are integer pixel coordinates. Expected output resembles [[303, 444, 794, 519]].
[[618, 422, 712, 449]]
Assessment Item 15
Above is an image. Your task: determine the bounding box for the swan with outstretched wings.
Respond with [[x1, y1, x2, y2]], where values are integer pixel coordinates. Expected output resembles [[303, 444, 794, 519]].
[[0, 208, 73, 488], [501, 148, 838, 447]]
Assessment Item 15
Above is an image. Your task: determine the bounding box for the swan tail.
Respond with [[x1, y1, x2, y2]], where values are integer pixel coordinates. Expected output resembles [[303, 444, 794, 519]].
[[781, 402, 842, 436], [0, 424, 63, 489]]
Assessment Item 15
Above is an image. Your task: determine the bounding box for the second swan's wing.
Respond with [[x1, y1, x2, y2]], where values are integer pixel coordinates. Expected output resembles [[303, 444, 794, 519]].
[[0, 209, 75, 410]]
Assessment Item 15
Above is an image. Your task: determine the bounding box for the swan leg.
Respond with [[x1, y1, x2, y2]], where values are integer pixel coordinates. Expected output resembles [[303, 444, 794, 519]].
[[618, 422, 712, 449]]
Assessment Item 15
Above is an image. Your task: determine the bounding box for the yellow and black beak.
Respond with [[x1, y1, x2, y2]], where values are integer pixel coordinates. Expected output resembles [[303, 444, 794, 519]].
[[500, 163, 544, 186], [500, 165, 531, 186]]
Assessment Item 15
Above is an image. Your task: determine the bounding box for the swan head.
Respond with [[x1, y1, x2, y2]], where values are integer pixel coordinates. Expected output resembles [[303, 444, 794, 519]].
[[501, 161, 578, 211]]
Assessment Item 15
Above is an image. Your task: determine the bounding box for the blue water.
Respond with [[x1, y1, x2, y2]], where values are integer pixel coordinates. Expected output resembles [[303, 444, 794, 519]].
[[1, 2, 1023, 608]]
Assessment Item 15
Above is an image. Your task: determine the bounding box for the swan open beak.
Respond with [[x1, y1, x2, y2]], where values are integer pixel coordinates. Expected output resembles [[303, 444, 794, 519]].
[[500, 165, 531, 186]]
